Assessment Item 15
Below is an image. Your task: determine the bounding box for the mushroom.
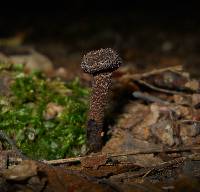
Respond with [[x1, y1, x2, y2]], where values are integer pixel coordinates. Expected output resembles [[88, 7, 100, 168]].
[[81, 48, 122, 152]]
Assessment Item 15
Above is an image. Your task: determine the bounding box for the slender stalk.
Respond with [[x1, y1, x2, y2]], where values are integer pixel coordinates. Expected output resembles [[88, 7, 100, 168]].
[[87, 73, 112, 152]]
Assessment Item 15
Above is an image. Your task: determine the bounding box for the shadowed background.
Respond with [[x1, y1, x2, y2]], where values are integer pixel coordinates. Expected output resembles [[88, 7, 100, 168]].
[[0, 1, 199, 77]]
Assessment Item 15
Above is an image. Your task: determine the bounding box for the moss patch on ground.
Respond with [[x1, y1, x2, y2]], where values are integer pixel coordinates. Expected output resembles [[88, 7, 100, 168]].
[[0, 63, 89, 160]]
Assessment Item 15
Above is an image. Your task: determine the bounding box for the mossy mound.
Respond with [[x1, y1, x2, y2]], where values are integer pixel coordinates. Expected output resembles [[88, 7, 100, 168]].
[[0, 63, 89, 160]]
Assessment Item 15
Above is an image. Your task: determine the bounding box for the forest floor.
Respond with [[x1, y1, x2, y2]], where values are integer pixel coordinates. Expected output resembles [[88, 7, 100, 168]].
[[1, 13, 200, 191]]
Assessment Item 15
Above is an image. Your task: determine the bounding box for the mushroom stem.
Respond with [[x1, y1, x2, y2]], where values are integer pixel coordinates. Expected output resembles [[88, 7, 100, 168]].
[[89, 73, 112, 124], [87, 72, 112, 152]]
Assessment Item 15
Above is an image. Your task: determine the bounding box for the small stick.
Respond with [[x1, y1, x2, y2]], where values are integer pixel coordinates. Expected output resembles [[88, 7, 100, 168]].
[[179, 119, 200, 124], [110, 146, 200, 158], [120, 65, 183, 82], [43, 156, 81, 165], [133, 91, 170, 104], [135, 79, 184, 95], [44, 146, 200, 165], [134, 65, 183, 78]]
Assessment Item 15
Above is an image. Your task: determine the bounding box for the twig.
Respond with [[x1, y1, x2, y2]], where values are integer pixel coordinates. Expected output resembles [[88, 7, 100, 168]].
[[133, 91, 170, 104], [44, 146, 200, 165], [179, 119, 200, 124], [120, 65, 184, 83], [142, 169, 153, 178], [43, 156, 82, 165], [110, 146, 200, 158], [134, 65, 183, 78], [135, 79, 184, 95]]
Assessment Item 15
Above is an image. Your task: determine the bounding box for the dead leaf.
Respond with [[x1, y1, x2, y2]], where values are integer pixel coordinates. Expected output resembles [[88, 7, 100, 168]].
[[81, 154, 108, 169]]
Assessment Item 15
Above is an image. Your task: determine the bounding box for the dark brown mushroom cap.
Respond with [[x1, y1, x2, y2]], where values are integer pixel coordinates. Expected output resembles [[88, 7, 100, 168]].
[[81, 48, 122, 74]]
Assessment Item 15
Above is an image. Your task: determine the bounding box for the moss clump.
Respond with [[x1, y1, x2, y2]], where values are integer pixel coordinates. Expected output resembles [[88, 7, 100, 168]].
[[0, 63, 89, 160]]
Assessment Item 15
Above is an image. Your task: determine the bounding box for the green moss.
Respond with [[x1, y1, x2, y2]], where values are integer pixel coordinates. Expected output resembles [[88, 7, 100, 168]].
[[0, 63, 89, 160]]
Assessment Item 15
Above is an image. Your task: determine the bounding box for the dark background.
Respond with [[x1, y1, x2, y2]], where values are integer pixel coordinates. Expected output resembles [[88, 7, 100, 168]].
[[0, 1, 199, 39], [0, 1, 199, 73]]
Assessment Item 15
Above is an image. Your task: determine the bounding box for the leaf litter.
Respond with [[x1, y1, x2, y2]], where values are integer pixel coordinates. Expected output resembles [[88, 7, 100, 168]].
[[1, 56, 200, 191]]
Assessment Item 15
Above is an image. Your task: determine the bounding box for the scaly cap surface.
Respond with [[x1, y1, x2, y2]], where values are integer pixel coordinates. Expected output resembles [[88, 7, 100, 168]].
[[81, 48, 122, 74]]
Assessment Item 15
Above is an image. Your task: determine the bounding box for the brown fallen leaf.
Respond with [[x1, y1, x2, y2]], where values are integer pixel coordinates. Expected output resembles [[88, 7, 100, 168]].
[[81, 154, 108, 169]]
